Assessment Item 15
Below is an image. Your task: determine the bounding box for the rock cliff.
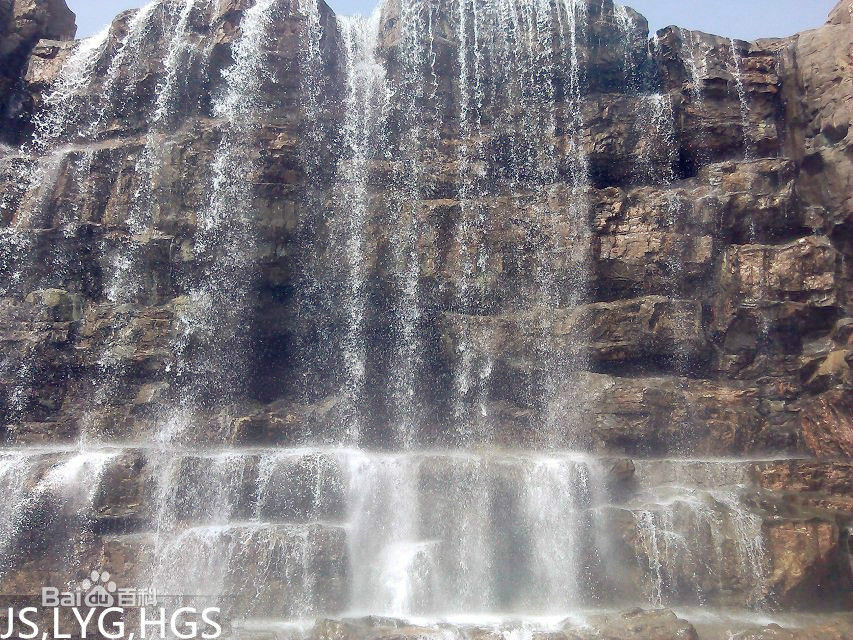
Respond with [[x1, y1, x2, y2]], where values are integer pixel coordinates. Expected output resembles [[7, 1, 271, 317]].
[[0, 0, 850, 638]]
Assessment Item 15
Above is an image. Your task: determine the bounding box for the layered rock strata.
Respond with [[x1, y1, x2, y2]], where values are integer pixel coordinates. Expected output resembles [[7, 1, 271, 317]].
[[0, 0, 850, 638]]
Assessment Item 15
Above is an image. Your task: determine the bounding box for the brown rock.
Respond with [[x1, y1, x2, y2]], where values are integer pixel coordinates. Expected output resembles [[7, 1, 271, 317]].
[[765, 519, 852, 606], [730, 619, 852, 640], [448, 296, 707, 376], [803, 349, 852, 392], [24, 287, 82, 322], [91, 449, 152, 527], [571, 608, 699, 640], [753, 460, 853, 495], [555, 373, 765, 455], [799, 389, 853, 458], [778, 0, 853, 225], [1, 0, 76, 140], [716, 237, 837, 309]]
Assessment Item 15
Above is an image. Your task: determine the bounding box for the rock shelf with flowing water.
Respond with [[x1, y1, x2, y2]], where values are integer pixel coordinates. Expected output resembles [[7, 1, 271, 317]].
[[0, 0, 851, 639]]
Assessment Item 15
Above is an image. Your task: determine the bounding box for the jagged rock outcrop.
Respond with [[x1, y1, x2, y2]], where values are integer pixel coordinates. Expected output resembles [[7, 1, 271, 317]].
[[730, 617, 853, 640], [777, 0, 853, 232], [0, 0, 75, 139]]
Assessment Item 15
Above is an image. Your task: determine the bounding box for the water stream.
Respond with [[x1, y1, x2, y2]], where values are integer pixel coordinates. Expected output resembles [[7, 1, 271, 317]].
[[0, 0, 820, 632]]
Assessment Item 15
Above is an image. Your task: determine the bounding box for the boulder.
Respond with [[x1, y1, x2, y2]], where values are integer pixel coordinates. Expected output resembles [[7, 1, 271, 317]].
[[765, 519, 852, 606], [569, 608, 699, 640], [730, 621, 851, 640]]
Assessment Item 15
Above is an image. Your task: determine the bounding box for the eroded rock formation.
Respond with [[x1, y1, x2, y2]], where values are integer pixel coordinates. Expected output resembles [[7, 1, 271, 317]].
[[0, 0, 850, 638]]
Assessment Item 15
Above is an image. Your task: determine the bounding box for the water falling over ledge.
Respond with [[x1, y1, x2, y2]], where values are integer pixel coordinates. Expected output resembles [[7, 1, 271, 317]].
[[0, 0, 851, 637]]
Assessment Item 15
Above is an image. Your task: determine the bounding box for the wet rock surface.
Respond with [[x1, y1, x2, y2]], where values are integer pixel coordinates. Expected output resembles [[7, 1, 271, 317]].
[[0, 0, 850, 637], [0, 0, 76, 135]]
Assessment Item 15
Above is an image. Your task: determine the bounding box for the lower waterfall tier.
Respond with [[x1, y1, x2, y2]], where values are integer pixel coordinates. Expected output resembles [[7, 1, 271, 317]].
[[232, 611, 853, 640], [1, 445, 850, 621]]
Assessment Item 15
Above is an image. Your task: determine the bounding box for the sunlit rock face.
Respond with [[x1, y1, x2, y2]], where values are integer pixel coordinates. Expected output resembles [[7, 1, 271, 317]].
[[0, 0, 851, 637], [0, 0, 76, 134]]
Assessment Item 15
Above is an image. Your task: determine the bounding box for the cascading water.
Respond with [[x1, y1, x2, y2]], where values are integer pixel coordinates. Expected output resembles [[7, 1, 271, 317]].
[[1, 0, 830, 635], [0, 449, 117, 585], [89, 1, 161, 136], [613, 11, 698, 456], [682, 31, 708, 106], [614, 3, 640, 92], [386, 0, 435, 448], [334, 11, 387, 444], [630, 460, 768, 607], [729, 38, 754, 161], [636, 93, 678, 183], [0, 26, 109, 299], [167, 0, 274, 435], [105, 0, 200, 305], [92, 2, 213, 439], [147, 0, 282, 612], [452, 0, 486, 443]]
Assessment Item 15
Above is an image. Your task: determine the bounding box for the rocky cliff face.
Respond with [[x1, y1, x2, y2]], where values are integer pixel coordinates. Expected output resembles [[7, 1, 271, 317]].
[[0, 0, 75, 139], [0, 0, 851, 638]]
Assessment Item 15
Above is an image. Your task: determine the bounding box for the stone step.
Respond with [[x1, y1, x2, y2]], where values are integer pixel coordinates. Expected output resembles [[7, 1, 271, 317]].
[[4, 447, 848, 510], [632, 458, 768, 489], [233, 610, 852, 640], [1, 445, 850, 611], [155, 522, 349, 618], [73, 523, 350, 620]]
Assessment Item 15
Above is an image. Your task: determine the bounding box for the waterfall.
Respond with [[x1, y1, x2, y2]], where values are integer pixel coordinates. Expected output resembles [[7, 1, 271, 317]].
[[0, 0, 817, 630], [728, 38, 754, 161], [614, 4, 637, 91], [28, 29, 109, 153], [664, 193, 694, 379], [0, 452, 44, 573], [106, 0, 200, 305], [151, 0, 280, 608], [523, 456, 597, 609], [344, 450, 608, 614], [89, 1, 161, 136], [0, 450, 116, 583], [682, 31, 707, 106], [0, 28, 108, 422], [168, 0, 275, 425], [387, 0, 433, 448], [727, 37, 772, 345], [622, 30, 694, 448], [633, 486, 767, 607], [92, 2, 209, 443], [335, 12, 387, 444], [0, 27, 108, 290], [347, 452, 423, 614], [636, 93, 677, 183], [151, 0, 200, 128], [154, 522, 340, 619], [452, 0, 482, 442], [294, 0, 334, 409], [628, 459, 769, 606], [544, 0, 591, 443]]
